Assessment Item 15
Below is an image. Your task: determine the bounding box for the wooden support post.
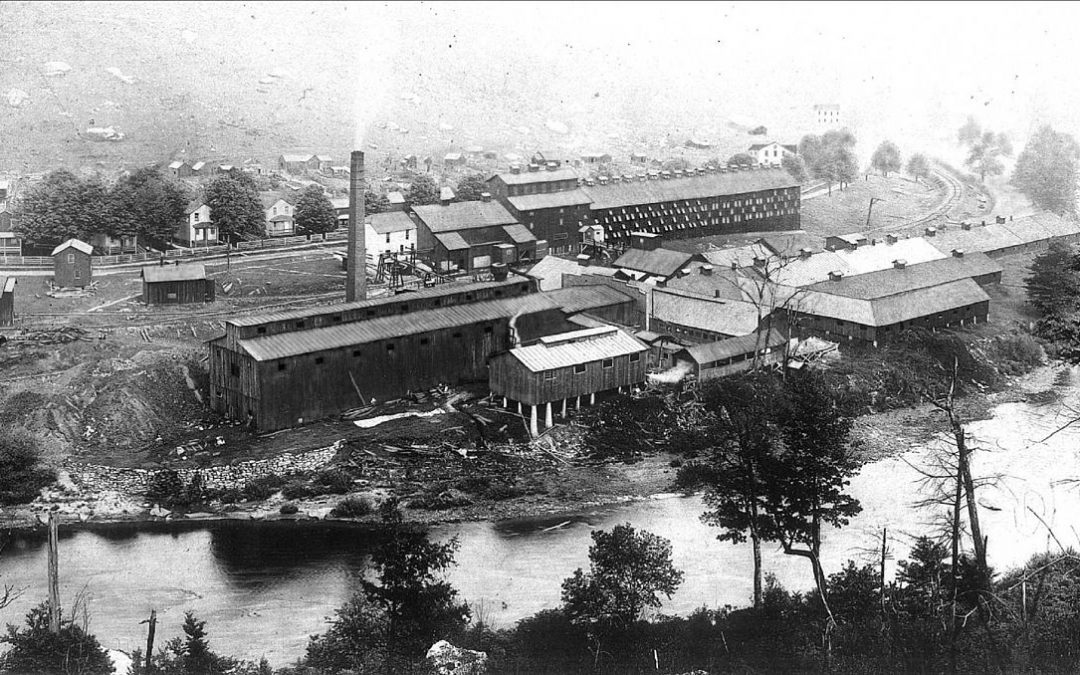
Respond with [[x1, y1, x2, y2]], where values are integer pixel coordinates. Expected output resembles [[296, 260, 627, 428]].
[[517, 401, 522, 415], [47, 511, 60, 634], [589, 392, 596, 406], [503, 396, 508, 408], [143, 609, 158, 672], [545, 401, 553, 428], [561, 398, 567, 418], [529, 405, 539, 437], [576, 396, 581, 410]]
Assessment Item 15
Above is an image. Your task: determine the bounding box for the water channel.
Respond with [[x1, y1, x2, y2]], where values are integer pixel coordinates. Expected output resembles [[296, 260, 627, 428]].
[[3, 389, 1080, 667]]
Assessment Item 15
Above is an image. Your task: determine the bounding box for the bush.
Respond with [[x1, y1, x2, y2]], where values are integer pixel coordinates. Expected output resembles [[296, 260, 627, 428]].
[[986, 333, 1046, 375], [146, 469, 185, 508], [330, 496, 374, 518], [315, 468, 354, 494], [282, 479, 316, 500], [0, 431, 55, 505], [280, 503, 300, 515], [408, 488, 473, 510], [242, 475, 286, 501], [455, 476, 526, 501], [212, 487, 242, 504], [0, 603, 113, 674]]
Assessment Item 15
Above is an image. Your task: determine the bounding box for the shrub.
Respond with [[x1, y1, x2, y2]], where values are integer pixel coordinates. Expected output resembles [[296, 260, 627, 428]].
[[146, 469, 185, 508], [280, 503, 300, 515], [282, 479, 316, 500], [330, 496, 374, 518], [0, 603, 113, 674], [212, 487, 242, 504], [242, 475, 286, 501], [408, 488, 473, 510], [987, 333, 1046, 375], [315, 468, 354, 494], [0, 431, 55, 505]]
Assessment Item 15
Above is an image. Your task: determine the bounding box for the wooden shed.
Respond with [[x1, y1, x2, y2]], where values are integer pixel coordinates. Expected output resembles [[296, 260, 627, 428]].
[[51, 239, 93, 288], [0, 277, 16, 326], [488, 325, 648, 435], [141, 263, 215, 305]]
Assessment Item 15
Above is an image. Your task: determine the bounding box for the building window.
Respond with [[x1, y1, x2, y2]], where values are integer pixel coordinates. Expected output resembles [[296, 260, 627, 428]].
[[230, 364, 240, 377], [315, 356, 324, 365], [574, 364, 587, 374], [278, 362, 287, 371], [257, 326, 267, 334], [332, 315, 342, 323], [352, 349, 361, 357], [484, 325, 493, 334], [544, 370, 557, 381], [629, 352, 641, 363], [74, 270, 81, 279], [296, 321, 305, 329], [420, 337, 430, 346], [453, 332, 462, 339], [602, 358, 614, 369], [67, 253, 75, 263], [193, 213, 200, 223], [386, 343, 395, 352], [385, 233, 391, 244]]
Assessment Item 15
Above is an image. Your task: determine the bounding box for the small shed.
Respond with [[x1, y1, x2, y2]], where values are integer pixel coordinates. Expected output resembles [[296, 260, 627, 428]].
[[51, 239, 93, 288], [489, 325, 648, 435], [141, 263, 215, 305], [0, 277, 16, 326]]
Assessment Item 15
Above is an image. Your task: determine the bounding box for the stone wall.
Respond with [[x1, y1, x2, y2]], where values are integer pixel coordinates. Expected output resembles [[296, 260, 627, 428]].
[[69, 441, 343, 495]]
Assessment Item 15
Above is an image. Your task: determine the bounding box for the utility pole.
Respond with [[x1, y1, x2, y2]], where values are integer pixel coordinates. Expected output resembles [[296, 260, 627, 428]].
[[47, 511, 60, 634], [865, 197, 883, 230], [141, 609, 158, 672]]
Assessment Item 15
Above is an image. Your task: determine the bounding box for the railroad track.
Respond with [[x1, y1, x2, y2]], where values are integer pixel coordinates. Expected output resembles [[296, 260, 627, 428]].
[[908, 163, 964, 229]]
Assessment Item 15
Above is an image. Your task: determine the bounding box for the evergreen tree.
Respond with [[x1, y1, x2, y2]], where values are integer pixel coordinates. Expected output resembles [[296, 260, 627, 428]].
[[293, 184, 338, 234], [0, 602, 113, 675]]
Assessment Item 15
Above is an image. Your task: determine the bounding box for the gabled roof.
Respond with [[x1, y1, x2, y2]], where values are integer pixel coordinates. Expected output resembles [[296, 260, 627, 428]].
[[259, 192, 293, 210], [168, 160, 187, 169], [680, 328, 789, 365], [525, 256, 618, 291], [803, 253, 1002, 299], [440, 187, 456, 201], [490, 167, 580, 186], [506, 188, 593, 212], [191, 161, 207, 171], [186, 198, 207, 213], [506, 326, 646, 373], [314, 155, 332, 162], [799, 278, 990, 327], [142, 264, 208, 283], [444, 153, 463, 161], [280, 154, 313, 163], [766, 237, 948, 287], [927, 212, 1080, 255], [237, 294, 561, 361], [581, 168, 799, 210], [544, 285, 635, 314], [51, 239, 93, 256], [613, 247, 696, 278], [368, 211, 415, 235], [412, 200, 518, 233], [501, 223, 536, 244], [652, 289, 762, 337], [434, 232, 470, 251]]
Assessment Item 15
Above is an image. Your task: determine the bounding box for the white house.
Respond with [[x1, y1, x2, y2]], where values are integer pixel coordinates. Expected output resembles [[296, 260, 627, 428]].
[[260, 192, 295, 237], [748, 142, 798, 166], [176, 199, 218, 246], [366, 211, 416, 258]]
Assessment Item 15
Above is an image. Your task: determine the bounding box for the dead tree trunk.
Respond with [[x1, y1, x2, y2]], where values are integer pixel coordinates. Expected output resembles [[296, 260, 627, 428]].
[[47, 512, 60, 634]]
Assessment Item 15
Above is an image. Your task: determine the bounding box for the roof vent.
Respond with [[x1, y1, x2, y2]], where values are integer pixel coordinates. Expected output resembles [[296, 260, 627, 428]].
[[924, 227, 937, 237], [660, 171, 672, 180], [885, 233, 898, 244], [952, 249, 965, 258], [714, 289, 722, 298], [598, 176, 610, 185], [828, 270, 844, 281], [699, 264, 714, 276], [996, 215, 1006, 224], [799, 247, 813, 259], [509, 165, 521, 175], [528, 163, 540, 172], [961, 222, 972, 231], [893, 259, 907, 269], [480, 192, 492, 202], [546, 162, 558, 172]]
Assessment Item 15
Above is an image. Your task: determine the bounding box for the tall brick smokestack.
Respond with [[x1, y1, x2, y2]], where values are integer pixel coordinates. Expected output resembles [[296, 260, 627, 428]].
[[346, 150, 366, 301]]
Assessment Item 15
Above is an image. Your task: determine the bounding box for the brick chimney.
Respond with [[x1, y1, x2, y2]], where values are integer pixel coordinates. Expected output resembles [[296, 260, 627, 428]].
[[345, 150, 366, 302]]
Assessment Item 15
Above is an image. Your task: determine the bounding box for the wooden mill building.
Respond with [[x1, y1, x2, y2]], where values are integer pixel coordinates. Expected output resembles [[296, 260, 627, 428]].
[[488, 325, 648, 436], [0, 277, 16, 326], [51, 239, 93, 288], [141, 263, 215, 305]]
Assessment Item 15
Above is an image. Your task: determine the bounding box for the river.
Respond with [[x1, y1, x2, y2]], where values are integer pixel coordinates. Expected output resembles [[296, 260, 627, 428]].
[[2, 388, 1080, 667]]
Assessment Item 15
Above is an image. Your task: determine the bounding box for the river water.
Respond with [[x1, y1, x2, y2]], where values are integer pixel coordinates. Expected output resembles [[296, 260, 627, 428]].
[[2, 388, 1080, 667]]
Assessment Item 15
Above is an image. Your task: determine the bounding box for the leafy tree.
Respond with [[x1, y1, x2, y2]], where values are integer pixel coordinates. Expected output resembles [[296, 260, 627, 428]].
[[1025, 241, 1080, 344], [0, 431, 54, 505], [561, 524, 684, 628], [110, 168, 190, 248], [958, 116, 982, 147], [749, 125, 768, 136], [405, 174, 440, 206], [0, 602, 113, 675], [802, 130, 858, 194], [454, 173, 488, 202], [727, 153, 756, 167], [305, 499, 469, 672], [761, 371, 860, 616], [965, 130, 1012, 182], [906, 153, 932, 184], [798, 134, 825, 172], [781, 153, 808, 183], [205, 171, 265, 242], [364, 189, 390, 215], [870, 140, 902, 177], [13, 170, 113, 247], [678, 374, 784, 609], [1012, 124, 1080, 215], [294, 184, 338, 235]]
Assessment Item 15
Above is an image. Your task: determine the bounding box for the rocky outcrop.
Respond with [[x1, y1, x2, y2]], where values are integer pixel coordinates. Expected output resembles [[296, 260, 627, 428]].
[[426, 640, 488, 675]]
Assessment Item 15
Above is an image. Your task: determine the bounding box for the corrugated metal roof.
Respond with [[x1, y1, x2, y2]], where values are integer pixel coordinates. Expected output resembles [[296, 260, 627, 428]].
[[491, 167, 580, 186], [142, 264, 207, 283], [614, 247, 695, 278], [412, 200, 518, 233], [369, 211, 415, 234], [508, 326, 646, 372], [228, 278, 533, 327], [51, 239, 93, 256], [804, 253, 1002, 299], [502, 223, 536, 244], [582, 168, 799, 210], [652, 289, 761, 336], [507, 189, 593, 212], [681, 328, 788, 365], [239, 294, 560, 361]]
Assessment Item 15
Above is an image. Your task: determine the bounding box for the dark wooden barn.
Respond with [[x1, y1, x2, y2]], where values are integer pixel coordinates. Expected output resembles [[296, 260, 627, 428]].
[[141, 263, 215, 305], [51, 239, 93, 288], [0, 277, 16, 327], [488, 325, 648, 435]]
